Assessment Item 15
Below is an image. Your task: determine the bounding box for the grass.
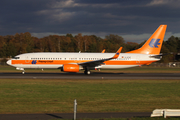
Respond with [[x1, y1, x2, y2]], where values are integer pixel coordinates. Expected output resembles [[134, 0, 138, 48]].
[[0, 65, 180, 73], [1, 79, 180, 114]]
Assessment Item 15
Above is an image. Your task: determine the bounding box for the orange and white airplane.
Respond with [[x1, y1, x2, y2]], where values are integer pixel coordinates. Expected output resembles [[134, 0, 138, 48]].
[[7, 25, 167, 74]]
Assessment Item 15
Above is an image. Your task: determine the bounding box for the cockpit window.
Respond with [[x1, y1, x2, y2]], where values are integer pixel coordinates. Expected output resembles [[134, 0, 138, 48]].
[[14, 57, 20, 59]]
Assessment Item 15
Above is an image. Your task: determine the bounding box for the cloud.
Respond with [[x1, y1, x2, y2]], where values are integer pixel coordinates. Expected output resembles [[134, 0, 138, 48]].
[[36, 7, 76, 23], [146, 0, 180, 8], [31, 32, 66, 38], [122, 32, 180, 43], [1, 0, 180, 45], [121, 33, 152, 43], [164, 32, 180, 40], [51, 0, 120, 8], [147, 0, 169, 6], [51, 10, 76, 23], [51, 0, 88, 8], [36, 0, 120, 23]]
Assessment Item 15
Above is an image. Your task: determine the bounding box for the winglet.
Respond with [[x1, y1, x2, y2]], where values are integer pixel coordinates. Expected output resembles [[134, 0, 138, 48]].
[[101, 49, 105, 53], [112, 47, 122, 59]]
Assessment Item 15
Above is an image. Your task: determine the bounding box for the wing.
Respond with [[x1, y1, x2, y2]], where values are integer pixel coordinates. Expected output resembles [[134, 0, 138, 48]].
[[78, 47, 122, 67]]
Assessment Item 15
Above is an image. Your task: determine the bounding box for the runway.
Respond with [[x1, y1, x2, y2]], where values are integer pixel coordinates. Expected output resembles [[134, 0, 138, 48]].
[[0, 72, 180, 79], [0, 112, 151, 120]]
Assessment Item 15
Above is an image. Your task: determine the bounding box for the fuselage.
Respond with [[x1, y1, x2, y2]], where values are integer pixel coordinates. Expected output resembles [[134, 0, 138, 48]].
[[7, 52, 160, 69]]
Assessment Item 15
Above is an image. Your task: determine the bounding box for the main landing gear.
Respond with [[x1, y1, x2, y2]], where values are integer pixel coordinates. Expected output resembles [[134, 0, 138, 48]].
[[84, 70, 91, 75]]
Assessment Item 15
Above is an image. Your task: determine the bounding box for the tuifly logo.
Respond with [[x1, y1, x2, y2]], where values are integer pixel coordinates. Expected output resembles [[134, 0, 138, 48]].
[[32, 60, 37, 64], [116, 53, 119, 55], [149, 39, 161, 48]]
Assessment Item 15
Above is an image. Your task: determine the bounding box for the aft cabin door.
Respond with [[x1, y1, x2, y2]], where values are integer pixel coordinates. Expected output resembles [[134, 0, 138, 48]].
[[136, 56, 140, 64]]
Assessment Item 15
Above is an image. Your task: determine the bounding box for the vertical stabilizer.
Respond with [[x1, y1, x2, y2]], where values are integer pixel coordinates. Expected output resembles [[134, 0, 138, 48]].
[[127, 25, 167, 55]]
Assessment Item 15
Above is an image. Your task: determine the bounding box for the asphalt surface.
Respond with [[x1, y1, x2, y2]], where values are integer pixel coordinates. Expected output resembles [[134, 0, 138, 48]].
[[0, 72, 180, 79], [0, 112, 151, 120]]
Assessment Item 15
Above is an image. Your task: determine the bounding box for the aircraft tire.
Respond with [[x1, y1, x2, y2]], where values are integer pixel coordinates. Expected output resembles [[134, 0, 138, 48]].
[[84, 70, 91, 75], [87, 70, 91, 75]]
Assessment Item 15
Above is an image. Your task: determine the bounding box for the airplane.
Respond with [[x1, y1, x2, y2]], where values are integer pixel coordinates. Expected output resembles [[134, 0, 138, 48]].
[[6, 25, 167, 75]]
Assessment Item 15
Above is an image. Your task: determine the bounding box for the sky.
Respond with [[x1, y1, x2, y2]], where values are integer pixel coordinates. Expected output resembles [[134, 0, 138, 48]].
[[1, 0, 180, 43]]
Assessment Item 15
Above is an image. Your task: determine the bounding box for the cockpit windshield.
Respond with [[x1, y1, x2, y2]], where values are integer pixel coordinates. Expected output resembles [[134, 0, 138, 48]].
[[13, 57, 20, 59]]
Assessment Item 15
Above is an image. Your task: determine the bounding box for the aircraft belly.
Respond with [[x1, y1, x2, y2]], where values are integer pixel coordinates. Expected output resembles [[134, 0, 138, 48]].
[[12, 65, 31, 68], [100, 65, 138, 69]]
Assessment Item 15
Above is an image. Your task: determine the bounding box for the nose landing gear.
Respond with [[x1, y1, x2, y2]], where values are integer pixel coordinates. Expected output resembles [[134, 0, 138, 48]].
[[22, 71, 25, 74], [16, 68, 25, 74]]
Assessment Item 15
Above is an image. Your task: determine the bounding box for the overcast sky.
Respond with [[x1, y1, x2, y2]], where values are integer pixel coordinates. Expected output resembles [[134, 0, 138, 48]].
[[1, 0, 180, 43]]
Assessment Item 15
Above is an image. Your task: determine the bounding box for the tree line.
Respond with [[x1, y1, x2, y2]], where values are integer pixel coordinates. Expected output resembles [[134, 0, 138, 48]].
[[0, 32, 180, 63]]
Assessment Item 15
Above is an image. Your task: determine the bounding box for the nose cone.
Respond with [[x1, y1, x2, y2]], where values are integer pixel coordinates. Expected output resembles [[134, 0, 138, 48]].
[[6, 60, 11, 65]]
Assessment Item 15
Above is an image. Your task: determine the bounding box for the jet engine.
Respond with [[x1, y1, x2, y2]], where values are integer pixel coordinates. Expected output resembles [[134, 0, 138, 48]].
[[62, 64, 80, 72]]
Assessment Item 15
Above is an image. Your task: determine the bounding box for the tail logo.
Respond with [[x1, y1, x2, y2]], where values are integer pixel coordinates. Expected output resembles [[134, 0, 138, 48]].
[[149, 39, 161, 48]]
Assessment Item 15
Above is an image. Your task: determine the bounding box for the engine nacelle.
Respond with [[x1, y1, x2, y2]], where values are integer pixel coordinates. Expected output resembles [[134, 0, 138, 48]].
[[62, 64, 80, 72]]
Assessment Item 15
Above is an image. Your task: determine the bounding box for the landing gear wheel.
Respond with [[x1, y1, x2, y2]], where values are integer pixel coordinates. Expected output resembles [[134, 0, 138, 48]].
[[87, 71, 90, 75], [84, 70, 91, 75]]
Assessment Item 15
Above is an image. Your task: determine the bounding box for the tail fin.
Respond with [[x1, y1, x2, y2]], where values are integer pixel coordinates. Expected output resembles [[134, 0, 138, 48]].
[[127, 25, 167, 55]]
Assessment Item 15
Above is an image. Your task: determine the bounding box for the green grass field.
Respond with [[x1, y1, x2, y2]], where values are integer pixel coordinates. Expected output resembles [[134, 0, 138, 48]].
[[1, 65, 180, 119], [1, 79, 180, 114]]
